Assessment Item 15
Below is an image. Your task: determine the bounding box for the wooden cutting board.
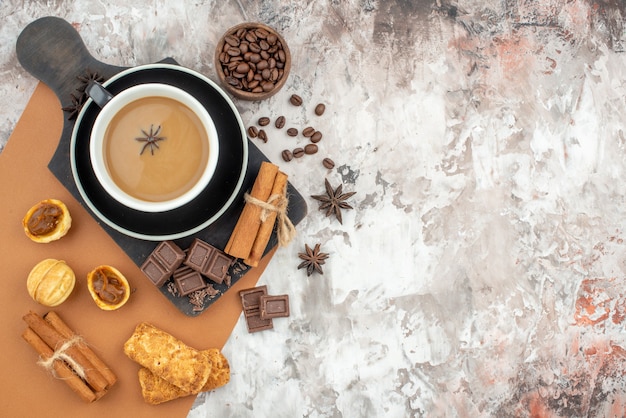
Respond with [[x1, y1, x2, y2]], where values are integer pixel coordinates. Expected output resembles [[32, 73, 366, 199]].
[[0, 16, 305, 417]]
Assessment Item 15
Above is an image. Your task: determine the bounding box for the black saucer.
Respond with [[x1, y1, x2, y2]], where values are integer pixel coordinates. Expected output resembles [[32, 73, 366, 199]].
[[70, 64, 248, 240]]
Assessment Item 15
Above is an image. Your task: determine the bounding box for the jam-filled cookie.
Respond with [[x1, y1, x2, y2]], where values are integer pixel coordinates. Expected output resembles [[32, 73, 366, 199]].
[[22, 199, 72, 243], [87, 265, 131, 310]]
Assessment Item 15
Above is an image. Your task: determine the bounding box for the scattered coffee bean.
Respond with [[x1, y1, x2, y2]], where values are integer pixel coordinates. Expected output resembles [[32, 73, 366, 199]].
[[287, 128, 298, 137], [310, 131, 323, 143], [247, 126, 258, 138], [290, 94, 303, 106], [302, 127, 315, 137], [258, 117, 270, 126], [315, 103, 326, 116], [275, 115, 286, 129], [218, 26, 288, 95], [293, 147, 305, 158], [304, 144, 318, 155], [258, 129, 268, 143], [322, 157, 335, 169], [281, 149, 293, 162]]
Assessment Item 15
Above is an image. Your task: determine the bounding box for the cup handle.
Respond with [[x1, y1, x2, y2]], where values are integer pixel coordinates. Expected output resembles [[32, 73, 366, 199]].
[[85, 80, 114, 108]]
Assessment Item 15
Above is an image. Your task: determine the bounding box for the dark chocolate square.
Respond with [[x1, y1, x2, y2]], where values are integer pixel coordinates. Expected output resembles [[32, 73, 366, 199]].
[[245, 312, 273, 333], [140, 256, 170, 287], [184, 238, 215, 272], [173, 265, 207, 296], [154, 240, 186, 271], [260, 294, 290, 319], [205, 252, 234, 284], [239, 286, 274, 333], [239, 285, 268, 310]]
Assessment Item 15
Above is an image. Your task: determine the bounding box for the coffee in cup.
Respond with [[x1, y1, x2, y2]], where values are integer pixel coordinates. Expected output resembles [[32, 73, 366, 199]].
[[88, 83, 219, 212]]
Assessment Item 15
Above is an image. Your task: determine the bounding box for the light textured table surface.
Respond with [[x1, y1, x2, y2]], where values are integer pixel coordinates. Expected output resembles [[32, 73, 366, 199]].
[[2, 1, 626, 417]]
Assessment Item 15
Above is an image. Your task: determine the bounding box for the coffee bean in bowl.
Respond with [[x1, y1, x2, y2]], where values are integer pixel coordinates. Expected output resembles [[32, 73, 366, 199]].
[[215, 22, 291, 101]]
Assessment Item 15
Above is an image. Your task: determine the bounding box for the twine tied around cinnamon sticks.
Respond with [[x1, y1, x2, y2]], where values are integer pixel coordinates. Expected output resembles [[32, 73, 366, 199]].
[[22, 311, 117, 402], [37, 335, 87, 379], [244, 191, 296, 247], [225, 162, 296, 267]]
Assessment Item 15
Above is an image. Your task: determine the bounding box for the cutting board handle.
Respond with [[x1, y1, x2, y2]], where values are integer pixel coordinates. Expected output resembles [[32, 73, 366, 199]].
[[16, 16, 123, 104]]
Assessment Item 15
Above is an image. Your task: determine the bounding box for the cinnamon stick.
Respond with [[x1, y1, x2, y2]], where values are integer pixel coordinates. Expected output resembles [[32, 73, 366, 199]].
[[22, 311, 109, 393], [225, 162, 279, 259], [22, 327, 97, 403], [43, 311, 117, 387], [244, 171, 288, 267]]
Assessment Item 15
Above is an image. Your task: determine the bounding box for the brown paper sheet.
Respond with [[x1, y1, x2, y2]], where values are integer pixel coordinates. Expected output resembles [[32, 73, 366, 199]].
[[0, 83, 274, 416]]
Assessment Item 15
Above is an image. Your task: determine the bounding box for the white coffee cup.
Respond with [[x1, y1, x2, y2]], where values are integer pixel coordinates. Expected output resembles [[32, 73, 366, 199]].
[[88, 82, 219, 212]]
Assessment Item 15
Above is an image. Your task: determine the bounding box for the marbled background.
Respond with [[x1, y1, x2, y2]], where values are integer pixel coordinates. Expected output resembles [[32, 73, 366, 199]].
[[2, 1, 626, 417]]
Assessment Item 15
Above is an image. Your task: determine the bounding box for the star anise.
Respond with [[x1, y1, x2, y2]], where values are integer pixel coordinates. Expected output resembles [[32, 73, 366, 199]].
[[76, 69, 105, 93], [61, 69, 107, 121], [311, 178, 356, 224], [61, 92, 86, 121], [298, 243, 329, 276], [136, 125, 166, 155]]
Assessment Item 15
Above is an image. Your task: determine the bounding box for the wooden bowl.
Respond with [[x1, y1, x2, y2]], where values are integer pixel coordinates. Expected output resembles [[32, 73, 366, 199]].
[[215, 22, 291, 101]]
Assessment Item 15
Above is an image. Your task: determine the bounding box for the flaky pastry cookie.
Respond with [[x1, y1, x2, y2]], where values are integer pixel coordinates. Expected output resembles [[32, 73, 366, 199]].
[[123, 323, 211, 394], [137, 349, 230, 405]]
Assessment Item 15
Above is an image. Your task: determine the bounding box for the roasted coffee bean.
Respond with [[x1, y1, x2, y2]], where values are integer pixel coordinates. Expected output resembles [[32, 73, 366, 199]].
[[236, 62, 250, 74], [256, 28, 269, 39], [310, 131, 323, 143], [302, 127, 315, 137], [322, 158, 335, 169], [287, 128, 298, 137], [304, 144, 318, 155], [270, 68, 279, 81], [245, 31, 257, 43], [247, 126, 259, 138], [227, 47, 242, 56], [258, 129, 268, 142], [225, 35, 240, 47], [258, 117, 270, 126], [226, 76, 242, 88], [293, 147, 305, 158], [275, 116, 286, 129], [249, 42, 261, 53], [315, 103, 326, 116], [281, 149, 293, 162], [289, 94, 303, 106]]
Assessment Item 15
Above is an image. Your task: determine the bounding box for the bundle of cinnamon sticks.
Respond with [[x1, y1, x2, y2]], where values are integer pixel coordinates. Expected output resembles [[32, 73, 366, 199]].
[[225, 162, 293, 267], [22, 311, 117, 402]]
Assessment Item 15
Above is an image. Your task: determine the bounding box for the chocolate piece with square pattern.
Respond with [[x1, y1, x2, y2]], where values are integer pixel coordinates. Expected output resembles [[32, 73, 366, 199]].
[[205, 252, 234, 284], [260, 294, 290, 319], [184, 238, 215, 272], [140, 256, 170, 287], [140, 241, 186, 287], [239, 285, 273, 332], [173, 265, 206, 296]]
